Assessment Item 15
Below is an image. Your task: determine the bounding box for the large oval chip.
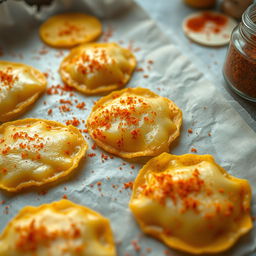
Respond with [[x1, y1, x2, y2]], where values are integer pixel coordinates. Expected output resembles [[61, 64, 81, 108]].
[[0, 61, 46, 122], [0, 199, 117, 256], [87, 88, 182, 158], [129, 153, 253, 254], [60, 43, 136, 95], [39, 13, 102, 48], [0, 119, 88, 192]]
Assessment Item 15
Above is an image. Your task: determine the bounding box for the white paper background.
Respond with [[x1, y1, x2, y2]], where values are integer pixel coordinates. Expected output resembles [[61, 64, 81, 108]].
[[0, 1, 255, 255]]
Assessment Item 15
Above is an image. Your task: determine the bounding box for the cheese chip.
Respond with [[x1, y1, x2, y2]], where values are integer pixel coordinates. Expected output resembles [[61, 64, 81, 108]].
[[60, 43, 136, 94], [0, 61, 46, 122], [129, 153, 252, 254], [39, 13, 102, 48], [87, 88, 182, 158], [0, 200, 116, 256], [0, 119, 88, 192]]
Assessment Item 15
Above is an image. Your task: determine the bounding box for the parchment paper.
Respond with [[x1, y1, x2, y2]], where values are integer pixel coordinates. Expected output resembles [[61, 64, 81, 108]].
[[0, 1, 255, 256]]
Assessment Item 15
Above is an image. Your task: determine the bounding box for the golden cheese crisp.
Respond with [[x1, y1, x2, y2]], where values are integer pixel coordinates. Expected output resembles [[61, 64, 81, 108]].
[[129, 153, 252, 254], [60, 43, 136, 94], [0, 61, 46, 122], [0, 200, 117, 256], [39, 13, 102, 48], [0, 119, 88, 192], [87, 88, 182, 158]]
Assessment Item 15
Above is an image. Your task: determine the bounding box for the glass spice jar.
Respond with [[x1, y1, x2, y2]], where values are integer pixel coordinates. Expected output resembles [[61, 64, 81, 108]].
[[223, 4, 256, 102]]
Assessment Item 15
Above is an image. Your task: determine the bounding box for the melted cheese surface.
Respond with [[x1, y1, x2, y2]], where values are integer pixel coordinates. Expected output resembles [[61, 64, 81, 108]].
[[0, 61, 46, 122], [0, 119, 87, 191], [0, 200, 116, 256], [87, 88, 182, 158], [39, 13, 102, 48], [60, 43, 136, 94], [129, 153, 252, 254]]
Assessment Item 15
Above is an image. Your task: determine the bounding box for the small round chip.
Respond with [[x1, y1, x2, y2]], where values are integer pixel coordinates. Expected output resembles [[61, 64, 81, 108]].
[[129, 153, 253, 254], [0, 61, 46, 123], [0, 119, 88, 192], [183, 11, 237, 46], [60, 42, 136, 95], [87, 87, 182, 158], [0, 200, 117, 256], [39, 13, 102, 48]]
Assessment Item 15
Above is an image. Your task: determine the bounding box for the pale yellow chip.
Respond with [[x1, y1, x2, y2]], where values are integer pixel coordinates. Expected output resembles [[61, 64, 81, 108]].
[[182, 11, 237, 47], [0, 61, 47, 123], [0, 199, 117, 256], [39, 13, 102, 48], [60, 43, 136, 95], [87, 88, 182, 158], [0, 119, 88, 192], [129, 153, 253, 254]]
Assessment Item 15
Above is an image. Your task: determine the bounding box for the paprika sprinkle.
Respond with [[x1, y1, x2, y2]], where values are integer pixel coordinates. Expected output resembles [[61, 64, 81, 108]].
[[223, 4, 256, 101]]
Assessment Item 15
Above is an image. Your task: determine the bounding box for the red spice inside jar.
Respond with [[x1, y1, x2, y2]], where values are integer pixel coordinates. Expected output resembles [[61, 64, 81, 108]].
[[224, 42, 256, 98]]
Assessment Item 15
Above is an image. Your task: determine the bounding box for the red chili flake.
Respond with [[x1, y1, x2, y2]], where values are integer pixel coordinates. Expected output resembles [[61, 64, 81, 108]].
[[38, 190, 48, 196], [91, 143, 97, 150], [76, 102, 86, 109], [136, 67, 144, 72], [38, 49, 48, 55], [186, 12, 228, 34], [62, 194, 68, 199], [97, 182, 102, 186], [130, 165, 135, 169], [43, 72, 49, 78], [148, 60, 154, 64], [101, 153, 109, 161], [1, 168, 7, 175], [87, 153, 96, 158], [131, 129, 140, 139], [131, 240, 141, 252], [60, 99, 72, 105], [218, 188, 225, 193], [123, 181, 133, 190], [188, 128, 193, 134], [66, 118, 80, 127], [21, 152, 28, 159], [4, 205, 9, 214], [208, 132, 212, 136], [59, 105, 71, 112], [191, 147, 198, 153], [47, 109, 52, 115], [163, 249, 172, 256], [143, 74, 149, 78], [2, 146, 11, 155]]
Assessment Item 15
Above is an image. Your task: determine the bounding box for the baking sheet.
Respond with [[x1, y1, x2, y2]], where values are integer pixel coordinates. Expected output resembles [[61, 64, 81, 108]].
[[0, 1, 256, 255]]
